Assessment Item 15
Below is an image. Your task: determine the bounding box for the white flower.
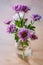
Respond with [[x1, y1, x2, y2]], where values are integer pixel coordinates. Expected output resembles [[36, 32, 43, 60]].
[[13, 13, 19, 20], [13, 12, 24, 21], [19, 12, 24, 18]]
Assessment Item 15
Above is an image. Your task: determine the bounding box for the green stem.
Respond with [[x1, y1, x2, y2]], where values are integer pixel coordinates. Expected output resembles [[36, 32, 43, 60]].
[[23, 47, 25, 59], [18, 13, 21, 20], [31, 20, 35, 25], [32, 21, 35, 25], [23, 13, 25, 19], [22, 43, 25, 59]]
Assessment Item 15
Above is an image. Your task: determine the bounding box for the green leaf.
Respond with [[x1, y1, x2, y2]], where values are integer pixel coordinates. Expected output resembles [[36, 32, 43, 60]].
[[15, 33, 19, 42], [27, 24, 35, 31], [15, 20, 18, 26], [16, 28, 18, 32], [30, 26, 35, 31], [20, 40, 29, 46], [23, 40, 28, 46], [15, 19, 25, 28], [30, 20, 35, 25], [31, 20, 33, 24], [28, 24, 31, 28]]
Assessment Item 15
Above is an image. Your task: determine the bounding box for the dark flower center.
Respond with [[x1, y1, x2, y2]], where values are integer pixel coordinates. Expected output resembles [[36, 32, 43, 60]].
[[10, 27, 12, 31], [22, 6, 26, 12], [22, 31, 27, 38], [7, 21, 11, 24]]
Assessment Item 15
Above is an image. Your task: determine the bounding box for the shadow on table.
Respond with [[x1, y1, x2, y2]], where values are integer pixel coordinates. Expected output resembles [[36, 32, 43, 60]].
[[18, 55, 40, 65]]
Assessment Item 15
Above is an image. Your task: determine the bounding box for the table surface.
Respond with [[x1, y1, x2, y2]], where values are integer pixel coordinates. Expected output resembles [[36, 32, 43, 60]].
[[0, 0, 43, 65]]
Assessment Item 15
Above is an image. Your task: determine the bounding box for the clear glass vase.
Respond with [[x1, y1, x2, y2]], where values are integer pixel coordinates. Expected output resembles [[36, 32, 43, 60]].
[[16, 41, 31, 59]]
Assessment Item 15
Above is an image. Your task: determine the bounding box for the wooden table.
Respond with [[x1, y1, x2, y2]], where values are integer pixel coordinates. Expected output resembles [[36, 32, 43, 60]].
[[0, 41, 43, 65], [0, 0, 43, 65]]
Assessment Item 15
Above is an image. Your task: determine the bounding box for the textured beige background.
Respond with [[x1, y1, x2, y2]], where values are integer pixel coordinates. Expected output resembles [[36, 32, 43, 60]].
[[0, 0, 43, 65]]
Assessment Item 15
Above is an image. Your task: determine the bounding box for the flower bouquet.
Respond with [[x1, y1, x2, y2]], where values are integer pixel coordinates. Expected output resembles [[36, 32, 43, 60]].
[[4, 5, 41, 58]]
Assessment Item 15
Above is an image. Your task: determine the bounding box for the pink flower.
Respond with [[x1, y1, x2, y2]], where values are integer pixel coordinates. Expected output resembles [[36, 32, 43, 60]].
[[4, 19, 12, 25], [7, 24, 16, 33], [12, 5, 30, 13], [18, 27, 31, 41], [30, 33, 38, 40], [31, 14, 41, 21]]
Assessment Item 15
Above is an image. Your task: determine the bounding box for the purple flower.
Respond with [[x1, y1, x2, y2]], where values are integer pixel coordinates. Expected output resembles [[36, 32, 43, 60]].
[[7, 24, 16, 33], [31, 14, 41, 21], [18, 27, 31, 41], [12, 5, 30, 13], [22, 5, 30, 13], [4, 19, 12, 25], [30, 33, 38, 40]]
